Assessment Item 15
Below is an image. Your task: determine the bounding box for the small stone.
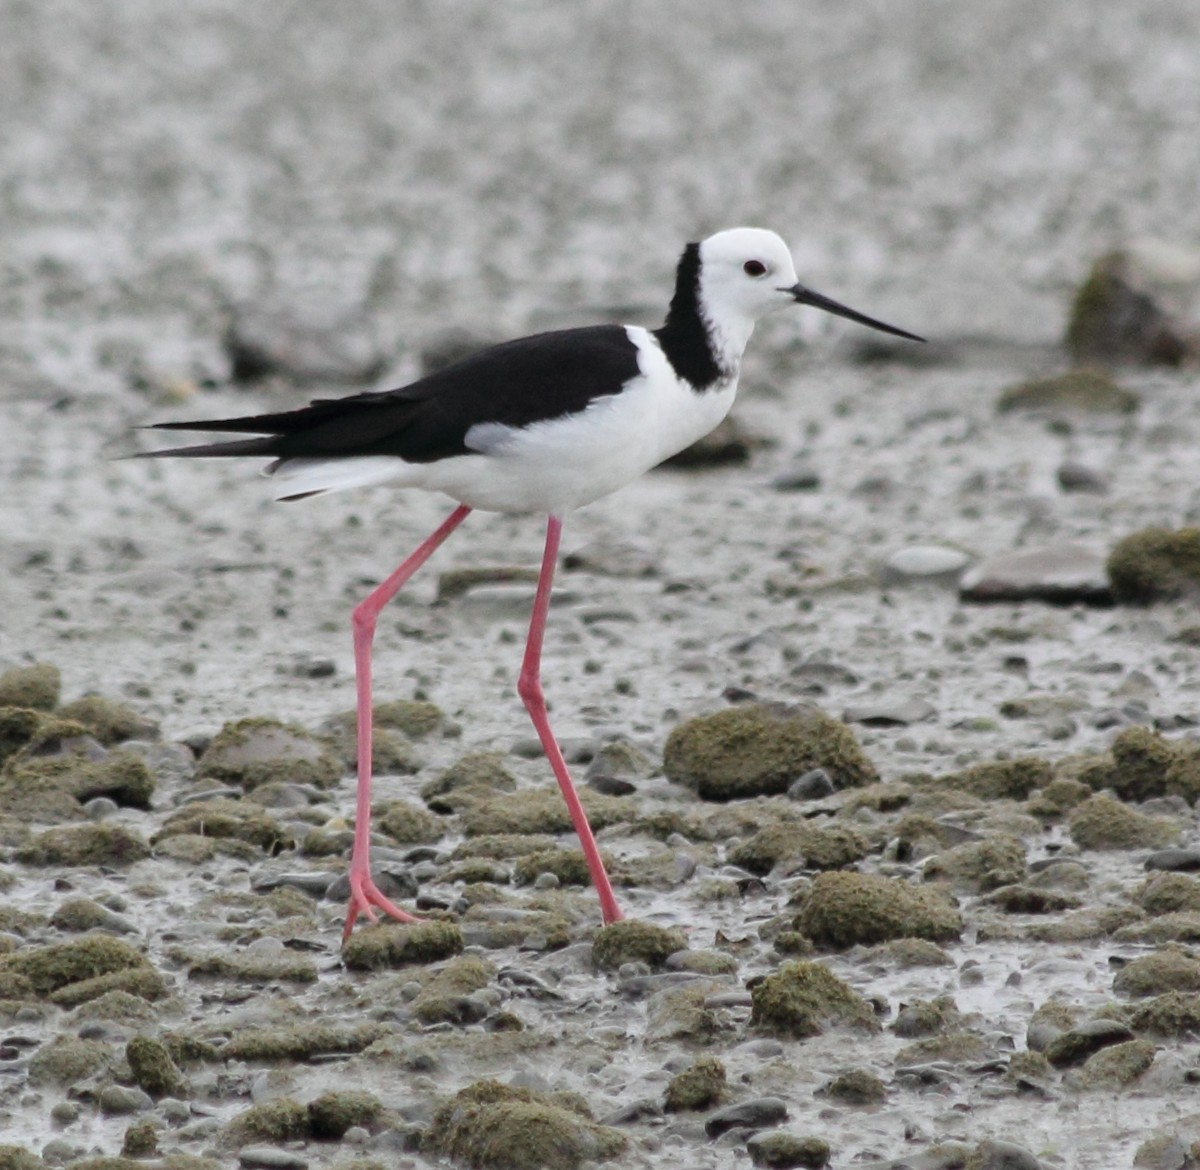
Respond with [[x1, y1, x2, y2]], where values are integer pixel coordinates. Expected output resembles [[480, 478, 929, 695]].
[[770, 464, 821, 493], [1146, 849, 1200, 872], [99, 1083, 154, 1115], [969, 1138, 1047, 1170], [1057, 461, 1108, 494], [879, 544, 971, 584], [997, 368, 1140, 413], [842, 697, 936, 726], [704, 1096, 789, 1138], [748, 1131, 830, 1169], [787, 769, 835, 800], [823, 1068, 886, 1104], [959, 546, 1112, 605], [237, 1146, 310, 1170]]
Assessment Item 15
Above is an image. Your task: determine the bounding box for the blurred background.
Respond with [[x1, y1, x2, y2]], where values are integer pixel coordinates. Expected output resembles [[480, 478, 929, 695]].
[[3, 0, 1197, 408]]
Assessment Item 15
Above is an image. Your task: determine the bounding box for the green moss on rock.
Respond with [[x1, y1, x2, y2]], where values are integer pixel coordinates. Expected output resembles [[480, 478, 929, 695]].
[[308, 1089, 385, 1138], [0, 935, 152, 998], [664, 1056, 727, 1111], [923, 835, 1027, 891], [1069, 795, 1179, 850], [422, 752, 518, 813], [1129, 991, 1200, 1037], [222, 1097, 310, 1147], [197, 717, 343, 791], [825, 1068, 886, 1104], [153, 797, 292, 853], [427, 1079, 626, 1170], [28, 1035, 112, 1087], [0, 1145, 43, 1170], [375, 799, 443, 844], [1139, 872, 1200, 916], [1109, 527, 1200, 604], [663, 703, 877, 800], [592, 920, 686, 971], [17, 823, 150, 867], [1113, 947, 1200, 997], [797, 872, 962, 948], [1073, 1039, 1156, 1089], [126, 1034, 187, 1097], [750, 960, 878, 1039], [57, 696, 158, 745], [513, 847, 602, 887], [928, 757, 1053, 801], [460, 789, 633, 837], [997, 369, 1139, 414], [730, 821, 869, 875], [0, 663, 61, 711], [0, 747, 155, 815], [342, 920, 463, 971]]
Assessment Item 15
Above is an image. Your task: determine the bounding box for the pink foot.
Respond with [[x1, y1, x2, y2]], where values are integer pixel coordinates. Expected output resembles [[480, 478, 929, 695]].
[[342, 867, 421, 944]]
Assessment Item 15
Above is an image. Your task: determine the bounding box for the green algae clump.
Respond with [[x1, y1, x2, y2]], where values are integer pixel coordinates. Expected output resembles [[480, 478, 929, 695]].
[[222, 1097, 310, 1146], [1101, 725, 1200, 802], [663, 702, 877, 800], [513, 847, 602, 887], [1069, 794, 1179, 850], [1129, 991, 1200, 1037], [307, 1089, 385, 1138], [1109, 526, 1200, 604], [153, 797, 292, 853], [0, 663, 61, 711], [126, 1034, 187, 1097], [57, 695, 158, 745], [997, 369, 1139, 414], [422, 751, 518, 813], [1113, 947, 1200, 997], [375, 799, 443, 844], [17, 824, 150, 867], [730, 821, 869, 875], [28, 1035, 112, 1087], [342, 919, 463, 972], [0, 935, 153, 998], [427, 1079, 626, 1170], [591, 920, 686, 971], [797, 872, 963, 949], [664, 1056, 727, 1111], [928, 756, 1052, 801], [197, 717, 343, 791], [750, 960, 878, 1039], [825, 1068, 886, 1104]]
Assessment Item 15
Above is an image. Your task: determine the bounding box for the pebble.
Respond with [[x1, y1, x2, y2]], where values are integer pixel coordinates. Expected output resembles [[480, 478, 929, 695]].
[[1044, 1018, 1135, 1067], [787, 768, 836, 800], [969, 1138, 1047, 1170], [98, 1084, 154, 1114], [1145, 848, 1200, 872], [770, 463, 822, 492], [958, 545, 1112, 605], [238, 1147, 310, 1170], [843, 697, 936, 726], [325, 867, 417, 902], [879, 544, 971, 585], [704, 1096, 789, 1137], [1056, 460, 1108, 493]]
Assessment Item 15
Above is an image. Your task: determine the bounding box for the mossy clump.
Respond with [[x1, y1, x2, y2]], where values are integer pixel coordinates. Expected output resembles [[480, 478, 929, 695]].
[[197, 717, 343, 791], [342, 920, 463, 972], [27, 1035, 112, 1087], [1072, 1039, 1156, 1089], [427, 1079, 626, 1170], [1113, 947, 1200, 997], [646, 982, 725, 1044], [373, 699, 448, 739], [0, 1147, 43, 1170], [17, 823, 151, 867], [70, 989, 160, 1026], [927, 757, 1052, 801], [422, 751, 518, 813], [0, 747, 155, 815], [57, 696, 158, 746], [1139, 873, 1200, 916], [747, 1132, 831, 1169], [375, 799, 444, 845], [797, 872, 962, 949], [923, 835, 1027, 892], [50, 898, 127, 933], [750, 960, 879, 1039], [222, 1097, 310, 1147], [730, 821, 870, 875], [152, 798, 292, 853], [220, 1022, 382, 1061], [307, 1089, 385, 1138], [892, 996, 961, 1038], [460, 789, 634, 838], [1109, 527, 1200, 604], [454, 833, 558, 861], [895, 1032, 990, 1065], [180, 951, 318, 986], [1069, 795, 1179, 851], [0, 706, 45, 767], [513, 848, 601, 887], [663, 703, 877, 800], [1129, 991, 1200, 1037], [1101, 725, 1200, 802], [0, 663, 61, 711], [664, 1056, 728, 1111], [825, 1068, 886, 1105], [411, 955, 495, 1025], [126, 1034, 187, 1097], [120, 1120, 159, 1157], [0, 935, 153, 998], [997, 369, 1139, 414], [592, 920, 686, 971]]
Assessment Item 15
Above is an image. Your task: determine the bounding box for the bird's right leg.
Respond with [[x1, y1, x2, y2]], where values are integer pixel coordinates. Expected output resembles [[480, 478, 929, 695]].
[[343, 503, 472, 943]]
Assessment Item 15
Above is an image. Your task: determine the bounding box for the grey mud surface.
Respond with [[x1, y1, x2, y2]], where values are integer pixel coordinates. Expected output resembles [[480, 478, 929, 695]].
[[3, 3, 1200, 1168]]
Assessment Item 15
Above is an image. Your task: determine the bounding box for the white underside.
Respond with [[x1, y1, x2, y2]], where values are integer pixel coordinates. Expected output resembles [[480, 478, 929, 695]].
[[269, 326, 739, 513]]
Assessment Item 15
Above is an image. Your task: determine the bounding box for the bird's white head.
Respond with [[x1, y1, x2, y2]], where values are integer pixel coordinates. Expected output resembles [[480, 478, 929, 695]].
[[696, 226, 923, 361]]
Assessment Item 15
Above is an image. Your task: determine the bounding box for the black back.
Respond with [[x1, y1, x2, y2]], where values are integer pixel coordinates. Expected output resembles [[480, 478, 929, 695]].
[[149, 324, 643, 463]]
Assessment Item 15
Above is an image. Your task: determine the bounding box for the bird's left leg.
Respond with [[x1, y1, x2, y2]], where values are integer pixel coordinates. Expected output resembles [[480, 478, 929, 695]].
[[517, 514, 624, 925], [343, 503, 472, 942]]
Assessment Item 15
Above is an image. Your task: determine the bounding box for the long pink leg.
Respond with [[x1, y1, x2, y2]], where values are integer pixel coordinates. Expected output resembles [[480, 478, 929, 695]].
[[343, 503, 472, 942], [518, 515, 624, 925]]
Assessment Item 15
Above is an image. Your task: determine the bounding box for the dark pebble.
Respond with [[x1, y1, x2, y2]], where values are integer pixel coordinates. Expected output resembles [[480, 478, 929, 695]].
[[787, 769, 835, 801], [1056, 461, 1108, 494], [324, 867, 418, 902], [704, 1096, 789, 1137], [1044, 1018, 1135, 1067], [1145, 849, 1200, 872]]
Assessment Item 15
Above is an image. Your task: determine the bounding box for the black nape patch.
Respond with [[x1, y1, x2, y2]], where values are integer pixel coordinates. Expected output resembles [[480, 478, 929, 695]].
[[653, 243, 723, 390]]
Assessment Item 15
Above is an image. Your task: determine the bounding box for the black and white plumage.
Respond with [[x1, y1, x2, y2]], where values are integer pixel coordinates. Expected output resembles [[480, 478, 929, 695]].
[[141, 227, 922, 938], [143, 228, 920, 511]]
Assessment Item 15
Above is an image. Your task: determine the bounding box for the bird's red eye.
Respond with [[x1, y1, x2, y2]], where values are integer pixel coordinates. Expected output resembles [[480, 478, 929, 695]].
[[743, 260, 767, 277]]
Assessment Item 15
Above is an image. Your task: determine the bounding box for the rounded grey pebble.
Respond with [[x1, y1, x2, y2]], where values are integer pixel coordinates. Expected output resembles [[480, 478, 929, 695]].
[[238, 1146, 310, 1170], [98, 1084, 153, 1115], [970, 1138, 1046, 1170], [787, 768, 835, 800], [83, 796, 120, 819], [49, 1101, 81, 1124], [158, 1097, 190, 1123], [41, 1139, 85, 1166], [705, 1096, 789, 1138], [533, 872, 560, 890]]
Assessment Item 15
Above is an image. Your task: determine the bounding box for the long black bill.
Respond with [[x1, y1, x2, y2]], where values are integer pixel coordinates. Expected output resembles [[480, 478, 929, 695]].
[[787, 282, 925, 343]]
